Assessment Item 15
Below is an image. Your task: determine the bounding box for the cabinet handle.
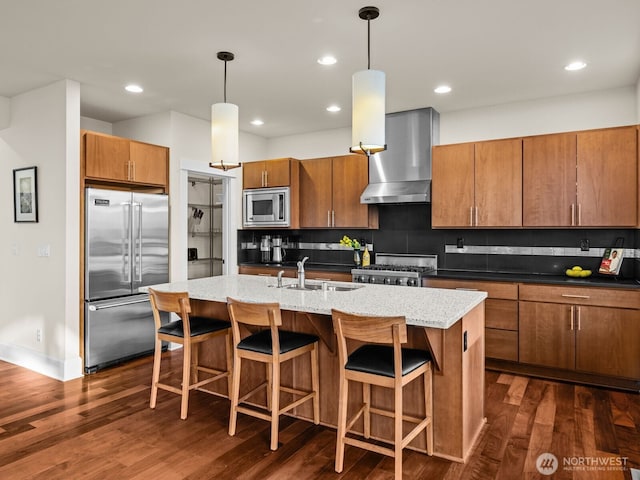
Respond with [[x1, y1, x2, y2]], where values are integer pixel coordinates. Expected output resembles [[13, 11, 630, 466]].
[[261, 171, 265, 187], [576, 306, 581, 330], [455, 288, 478, 291], [332, 210, 335, 227], [577, 204, 581, 226], [327, 211, 331, 227], [570, 204, 575, 226], [570, 305, 575, 330], [469, 207, 474, 226], [131, 161, 136, 180], [561, 294, 590, 299], [264, 170, 268, 186], [475, 206, 478, 226]]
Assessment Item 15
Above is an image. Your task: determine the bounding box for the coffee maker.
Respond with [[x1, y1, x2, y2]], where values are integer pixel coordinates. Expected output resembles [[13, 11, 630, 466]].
[[271, 236, 285, 263], [260, 235, 271, 263]]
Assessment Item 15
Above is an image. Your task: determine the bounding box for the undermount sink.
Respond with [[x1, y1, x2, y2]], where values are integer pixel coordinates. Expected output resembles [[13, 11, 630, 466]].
[[283, 283, 363, 292]]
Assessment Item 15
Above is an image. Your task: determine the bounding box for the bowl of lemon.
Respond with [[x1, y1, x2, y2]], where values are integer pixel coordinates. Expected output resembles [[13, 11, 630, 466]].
[[565, 266, 592, 278]]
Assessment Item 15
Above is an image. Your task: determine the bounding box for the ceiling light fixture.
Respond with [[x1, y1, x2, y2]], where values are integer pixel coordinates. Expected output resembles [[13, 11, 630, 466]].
[[434, 85, 452, 94], [327, 105, 341, 112], [125, 84, 143, 93], [210, 51, 241, 171], [250, 119, 264, 126], [350, 6, 386, 156], [318, 55, 337, 65], [565, 61, 587, 71]]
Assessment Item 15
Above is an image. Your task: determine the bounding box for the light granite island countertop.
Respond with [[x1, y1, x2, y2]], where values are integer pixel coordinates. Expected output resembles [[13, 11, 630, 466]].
[[144, 274, 486, 330], [145, 274, 487, 463]]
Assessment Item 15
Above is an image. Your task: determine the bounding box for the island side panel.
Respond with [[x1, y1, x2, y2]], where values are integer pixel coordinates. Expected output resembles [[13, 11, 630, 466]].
[[426, 301, 486, 462]]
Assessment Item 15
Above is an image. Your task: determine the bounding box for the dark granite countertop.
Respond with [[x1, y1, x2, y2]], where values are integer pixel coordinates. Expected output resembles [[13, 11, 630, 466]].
[[423, 269, 640, 290], [239, 262, 640, 289], [239, 261, 354, 273]]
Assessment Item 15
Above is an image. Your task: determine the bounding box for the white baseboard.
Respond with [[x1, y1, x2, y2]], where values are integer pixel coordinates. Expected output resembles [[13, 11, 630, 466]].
[[0, 343, 83, 381]]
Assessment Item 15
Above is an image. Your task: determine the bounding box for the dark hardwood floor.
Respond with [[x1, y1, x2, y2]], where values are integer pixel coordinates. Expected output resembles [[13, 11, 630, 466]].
[[0, 351, 638, 479]]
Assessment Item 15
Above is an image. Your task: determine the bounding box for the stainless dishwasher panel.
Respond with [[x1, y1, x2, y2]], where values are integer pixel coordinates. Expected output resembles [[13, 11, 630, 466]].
[[84, 294, 168, 373]]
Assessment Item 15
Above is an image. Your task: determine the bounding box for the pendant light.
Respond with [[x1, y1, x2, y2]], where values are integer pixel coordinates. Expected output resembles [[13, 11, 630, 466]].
[[350, 6, 386, 156], [210, 51, 241, 171]]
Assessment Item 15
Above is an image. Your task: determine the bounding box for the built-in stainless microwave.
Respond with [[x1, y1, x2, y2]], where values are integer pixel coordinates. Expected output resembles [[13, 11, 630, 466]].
[[243, 187, 290, 227]]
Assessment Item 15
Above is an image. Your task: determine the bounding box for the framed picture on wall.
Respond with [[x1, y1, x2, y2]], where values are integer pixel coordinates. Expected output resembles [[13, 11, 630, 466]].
[[13, 166, 38, 222]]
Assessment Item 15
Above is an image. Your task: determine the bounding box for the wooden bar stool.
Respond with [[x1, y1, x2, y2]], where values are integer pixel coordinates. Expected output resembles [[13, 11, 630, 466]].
[[226, 297, 320, 451], [148, 288, 232, 420], [331, 308, 433, 480]]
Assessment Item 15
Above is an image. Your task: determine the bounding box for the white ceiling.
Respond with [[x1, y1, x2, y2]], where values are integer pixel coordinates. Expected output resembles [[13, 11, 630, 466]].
[[1, 0, 639, 138]]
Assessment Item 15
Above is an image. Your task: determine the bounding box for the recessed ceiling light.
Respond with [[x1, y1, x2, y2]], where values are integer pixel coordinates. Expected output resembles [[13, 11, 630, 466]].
[[318, 55, 337, 66], [434, 85, 452, 94], [250, 119, 264, 126], [326, 105, 341, 112], [564, 61, 587, 71], [125, 84, 143, 93]]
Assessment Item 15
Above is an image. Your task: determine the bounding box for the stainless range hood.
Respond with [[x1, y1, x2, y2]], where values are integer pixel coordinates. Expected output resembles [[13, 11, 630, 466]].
[[360, 107, 439, 204]]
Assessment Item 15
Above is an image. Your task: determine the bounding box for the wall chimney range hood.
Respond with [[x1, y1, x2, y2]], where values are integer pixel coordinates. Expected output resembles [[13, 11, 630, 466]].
[[360, 107, 439, 204]]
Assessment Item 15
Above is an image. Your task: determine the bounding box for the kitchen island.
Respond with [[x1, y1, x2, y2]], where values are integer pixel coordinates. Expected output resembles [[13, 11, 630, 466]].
[[146, 274, 487, 462]]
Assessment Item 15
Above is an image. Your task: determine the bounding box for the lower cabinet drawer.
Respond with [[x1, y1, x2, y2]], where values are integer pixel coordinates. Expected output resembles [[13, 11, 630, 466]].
[[485, 299, 518, 330], [486, 328, 518, 361]]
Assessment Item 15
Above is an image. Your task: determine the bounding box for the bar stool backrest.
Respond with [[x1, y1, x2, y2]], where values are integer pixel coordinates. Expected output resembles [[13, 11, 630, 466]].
[[148, 288, 192, 335], [227, 297, 283, 354]]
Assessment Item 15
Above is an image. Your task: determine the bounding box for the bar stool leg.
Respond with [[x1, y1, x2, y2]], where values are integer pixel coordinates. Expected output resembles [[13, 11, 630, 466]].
[[394, 385, 403, 479], [150, 338, 162, 409], [180, 342, 192, 420], [229, 355, 242, 436], [424, 367, 433, 455], [311, 344, 320, 424], [225, 333, 233, 398], [270, 362, 281, 451], [265, 362, 273, 412], [363, 382, 371, 438], [335, 375, 348, 473]]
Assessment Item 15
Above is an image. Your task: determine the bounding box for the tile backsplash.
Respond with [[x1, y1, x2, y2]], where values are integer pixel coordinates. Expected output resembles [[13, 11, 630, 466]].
[[239, 204, 639, 279]]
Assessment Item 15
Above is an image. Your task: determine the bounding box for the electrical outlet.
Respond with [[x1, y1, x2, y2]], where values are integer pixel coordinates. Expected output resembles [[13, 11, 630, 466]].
[[36, 328, 41, 342], [457, 237, 465, 249], [463, 331, 468, 352], [580, 239, 590, 251]]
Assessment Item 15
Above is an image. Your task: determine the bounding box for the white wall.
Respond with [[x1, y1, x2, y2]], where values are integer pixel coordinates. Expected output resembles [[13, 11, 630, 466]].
[[0, 96, 10, 129], [80, 116, 112, 134], [0, 80, 82, 380], [439, 86, 637, 144], [265, 86, 638, 158]]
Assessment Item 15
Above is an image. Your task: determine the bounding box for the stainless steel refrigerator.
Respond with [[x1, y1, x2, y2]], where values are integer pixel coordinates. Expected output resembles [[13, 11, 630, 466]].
[[84, 187, 169, 373]]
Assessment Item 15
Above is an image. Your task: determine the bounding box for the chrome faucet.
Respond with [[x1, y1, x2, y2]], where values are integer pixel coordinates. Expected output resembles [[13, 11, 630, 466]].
[[276, 270, 285, 288], [297, 256, 309, 288]]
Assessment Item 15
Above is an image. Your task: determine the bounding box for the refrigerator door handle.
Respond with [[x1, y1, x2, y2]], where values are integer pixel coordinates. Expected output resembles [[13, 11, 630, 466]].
[[88, 298, 150, 311], [136, 202, 143, 282], [123, 202, 132, 284]]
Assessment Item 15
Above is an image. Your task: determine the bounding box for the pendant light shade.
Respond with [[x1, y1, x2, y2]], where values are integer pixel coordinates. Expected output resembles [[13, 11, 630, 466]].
[[351, 69, 385, 155], [350, 6, 386, 156], [210, 51, 241, 171]]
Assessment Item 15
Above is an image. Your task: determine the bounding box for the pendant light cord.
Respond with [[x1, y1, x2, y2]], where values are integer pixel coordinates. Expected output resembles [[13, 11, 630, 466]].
[[223, 59, 228, 103], [367, 16, 371, 70]]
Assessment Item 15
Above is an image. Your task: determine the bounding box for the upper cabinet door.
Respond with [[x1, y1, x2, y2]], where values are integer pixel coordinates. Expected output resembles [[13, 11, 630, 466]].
[[432, 143, 475, 227], [84, 132, 130, 182], [299, 157, 333, 227], [523, 133, 577, 227], [130, 141, 168, 186], [331, 155, 370, 228], [577, 126, 637, 227], [474, 138, 522, 227], [264, 158, 291, 187], [243, 161, 266, 189]]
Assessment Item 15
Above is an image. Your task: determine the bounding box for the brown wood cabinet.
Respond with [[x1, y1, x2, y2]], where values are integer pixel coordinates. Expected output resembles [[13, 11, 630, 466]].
[[238, 265, 352, 282], [432, 138, 522, 227], [423, 278, 519, 361], [299, 155, 377, 228], [519, 284, 640, 380], [523, 133, 577, 226], [83, 131, 168, 188], [243, 158, 293, 189], [523, 126, 637, 227], [577, 126, 637, 226]]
